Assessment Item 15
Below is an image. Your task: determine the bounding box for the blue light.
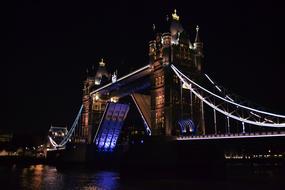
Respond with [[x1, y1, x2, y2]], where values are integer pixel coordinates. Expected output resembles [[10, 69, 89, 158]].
[[141, 140, 144, 144], [178, 119, 196, 135], [94, 103, 129, 152]]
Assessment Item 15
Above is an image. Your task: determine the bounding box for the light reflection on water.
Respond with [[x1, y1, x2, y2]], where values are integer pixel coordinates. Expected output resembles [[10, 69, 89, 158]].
[[0, 164, 120, 190], [0, 164, 285, 190]]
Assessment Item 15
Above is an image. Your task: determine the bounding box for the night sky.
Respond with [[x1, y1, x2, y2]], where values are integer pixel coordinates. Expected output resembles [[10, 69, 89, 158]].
[[3, 0, 285, 136]]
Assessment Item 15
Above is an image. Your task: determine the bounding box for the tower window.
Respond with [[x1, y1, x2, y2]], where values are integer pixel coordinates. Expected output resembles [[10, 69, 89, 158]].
[[155, 75, 164, 86], [156, 95, 165, 105]]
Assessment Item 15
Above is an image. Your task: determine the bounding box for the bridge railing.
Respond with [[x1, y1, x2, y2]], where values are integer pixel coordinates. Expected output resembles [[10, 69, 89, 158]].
[[177, 131, 285, 140]]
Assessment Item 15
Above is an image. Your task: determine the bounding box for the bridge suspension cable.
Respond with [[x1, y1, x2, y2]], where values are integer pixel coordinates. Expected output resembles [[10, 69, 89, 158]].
[[48, 105, 83, 148], [171, 64, 285, 128], [205, 73, 235, 102], [204, 73, 268, 111]]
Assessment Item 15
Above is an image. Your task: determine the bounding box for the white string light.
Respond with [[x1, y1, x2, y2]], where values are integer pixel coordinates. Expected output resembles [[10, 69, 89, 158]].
[[171, 65, 285, 127], [171, 65, 285, 119]]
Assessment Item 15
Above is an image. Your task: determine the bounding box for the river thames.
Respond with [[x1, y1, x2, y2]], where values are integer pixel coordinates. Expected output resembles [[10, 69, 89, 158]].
[[0, 163, 285, 190]]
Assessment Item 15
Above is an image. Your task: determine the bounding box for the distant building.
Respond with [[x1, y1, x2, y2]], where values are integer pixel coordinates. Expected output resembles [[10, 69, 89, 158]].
[[0, 132, 13, 143], [48, 125, 68, 145]]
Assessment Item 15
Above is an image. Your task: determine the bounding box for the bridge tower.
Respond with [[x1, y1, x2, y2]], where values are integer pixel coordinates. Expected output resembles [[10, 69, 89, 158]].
[[81, 74, 94, 143], [81, 59, 110, 144], [149, 10, 205, 136]]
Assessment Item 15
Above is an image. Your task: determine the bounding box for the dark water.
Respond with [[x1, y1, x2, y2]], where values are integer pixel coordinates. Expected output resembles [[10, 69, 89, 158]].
[[0, 164, 285, 190]]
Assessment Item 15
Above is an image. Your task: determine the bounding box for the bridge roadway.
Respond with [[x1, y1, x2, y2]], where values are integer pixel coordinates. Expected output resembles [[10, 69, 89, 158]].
[[177, 131, 285, 141]]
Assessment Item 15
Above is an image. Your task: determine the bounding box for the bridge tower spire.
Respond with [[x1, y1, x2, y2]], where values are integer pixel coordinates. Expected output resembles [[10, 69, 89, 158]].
[[194, 25, 204, 73], [149, 10, 205, 136]]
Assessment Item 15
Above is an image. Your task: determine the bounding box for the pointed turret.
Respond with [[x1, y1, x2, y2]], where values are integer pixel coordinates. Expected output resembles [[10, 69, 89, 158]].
[[193, 25, 203, 73], [194, 25, 203, 49], [95, 58, 110, 85], [189, 39, 193, 49], [151, 23, 157, 40], [194, 25, 203, 55], [195, 25, 201, 43]]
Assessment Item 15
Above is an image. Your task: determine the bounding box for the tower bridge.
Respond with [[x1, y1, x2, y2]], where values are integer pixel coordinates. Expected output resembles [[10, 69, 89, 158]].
[[48, 10, 285, 156]]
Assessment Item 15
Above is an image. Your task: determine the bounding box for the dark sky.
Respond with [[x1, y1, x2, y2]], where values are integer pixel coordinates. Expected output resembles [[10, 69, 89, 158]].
[[2, 0, 285, 135]]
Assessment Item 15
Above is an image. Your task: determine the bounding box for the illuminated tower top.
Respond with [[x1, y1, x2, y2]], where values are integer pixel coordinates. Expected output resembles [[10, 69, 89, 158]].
[[99, 58, 106, 67], [195, 25, 201, 43], [194, 25, 203, 51], [95, 58, 110, 85], [169, 9, 184, 44], [172, 9, 180, 21]]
